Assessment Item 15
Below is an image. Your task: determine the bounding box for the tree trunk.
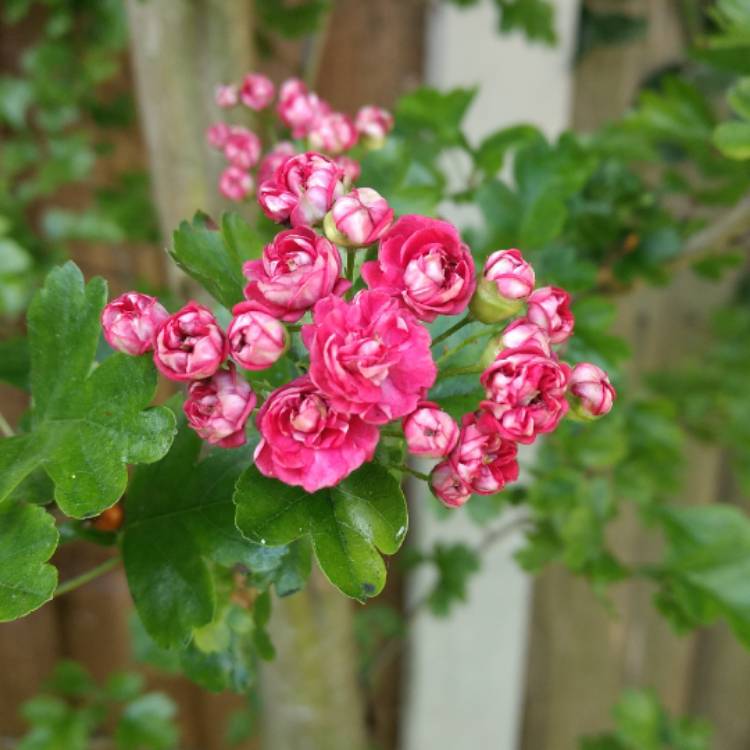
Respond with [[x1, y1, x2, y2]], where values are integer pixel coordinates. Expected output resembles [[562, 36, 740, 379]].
[[125, 4, 375, 749], [520, 1, 747, 747]]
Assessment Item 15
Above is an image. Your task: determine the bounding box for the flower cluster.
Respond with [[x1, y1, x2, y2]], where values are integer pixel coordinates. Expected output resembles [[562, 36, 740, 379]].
[[102, 95, 614, 505], [206, 71, 393, 203]]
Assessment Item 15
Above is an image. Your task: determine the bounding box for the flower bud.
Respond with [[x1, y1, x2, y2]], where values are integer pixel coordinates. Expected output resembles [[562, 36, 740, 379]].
[[478, 319, 551, 367], [219, 166, 254, 202], [101, 292, 169, 356], [184, 364, 257, 448], [206, 122, 231, 149], [154, 302, 228, 382], [308, 112, 358, 155], [469, 249, 535, 323], [215, 84, 238, 108], [526, 286, 574, 344], [239, 73, 275, 111], [567, 363, 616, 420], [430, 461, 472, 508], [402, 401, 459, 458], [227, 305, 289, 370], [224, 126, 261, 169], [324, 188, 394, 248], [355, 106, 394, 149]]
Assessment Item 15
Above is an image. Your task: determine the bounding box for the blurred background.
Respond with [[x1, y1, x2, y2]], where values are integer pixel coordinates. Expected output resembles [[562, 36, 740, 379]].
[[1, 0, 749, 748]]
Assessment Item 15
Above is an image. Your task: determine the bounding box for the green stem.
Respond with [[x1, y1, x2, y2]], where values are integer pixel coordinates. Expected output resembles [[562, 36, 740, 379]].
[[0, 411, 15, 438], [287, 324, 302, 333], [346, 248, 356, 283], [55, 556, 120, 597], [439, 365, 484, 379], [380, 429, 403, 439], [431, 315, 473, 347], [436, 328, 495, 366], [390, 464, 431, 482]]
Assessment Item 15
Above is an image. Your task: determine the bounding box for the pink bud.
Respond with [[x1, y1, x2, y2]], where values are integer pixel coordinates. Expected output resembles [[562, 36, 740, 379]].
[[308, 112, 358, 155], [568, 363, 616, 419], [277, 78, 330, 138], [239, 73, 275, 111], [227, 305, 290, 370], [154, 301, 228, 382], [402, 401, 459, 458], [526, 286, 574, 344], [219, 166, 254, 202], [206, 122, 231, 149], [501, 319, 551, 356], [258, 141, 296, 184], [184, 364, 256, 448], [335, 155, 361, 185], [101, 292, 169, 356], [215, 84, 239, 108], [324, 187, 393, 248], [430, 461, 472, 508], [355, 106, 394, 146], [224, 126, 261, 169], [485, 249, 535, 299]]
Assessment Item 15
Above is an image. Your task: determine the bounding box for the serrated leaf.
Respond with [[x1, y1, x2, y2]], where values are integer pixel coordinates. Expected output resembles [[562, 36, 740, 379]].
[[221, 211, 264, 262], [0, 502, 58, 621], [170, 215, 245, 309], [235, 463, 408, 601], [0, 263, 176, 518]]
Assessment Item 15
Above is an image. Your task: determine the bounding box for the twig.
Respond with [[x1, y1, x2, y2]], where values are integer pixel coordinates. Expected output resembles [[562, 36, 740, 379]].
[[55, 556, 121, 597], [431, 315, 473, 347], [0, 411, 15, 438]]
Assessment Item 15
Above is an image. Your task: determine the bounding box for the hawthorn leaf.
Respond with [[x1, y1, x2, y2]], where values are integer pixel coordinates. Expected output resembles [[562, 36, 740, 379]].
[[123, 416, 290, 648], [0, 262, 176, 518], [170, 215, 245, 309], [234, 462, 408, 601], [0, 502, 59, 621]]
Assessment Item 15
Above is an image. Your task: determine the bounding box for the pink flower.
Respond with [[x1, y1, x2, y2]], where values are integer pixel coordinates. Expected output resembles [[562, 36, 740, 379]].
[[154, 301, 228, 382], [258, 141, 296, 184], [501, 319, 551, 355], [219, 166, 254, 202], [402, 401, 459, 458], [277, 78, 330, 138], [101, 292, 169, 356], [206, 122, 231, 149], [184, 364, 256, 448], [227, 304, 289, 370], [355, 106, 394, 146], [568, 362, 616, 419], [257, 151, 345, 226], [255, 376, 379, 492], [224, 126, 261, 170], [302, 290, 437, 424], [242, 226, 348, 322], [239, 73, 275, 111], [215, 84, 238, 108], [324, 188, 394, 248], [308, 112, 358, 155], [361, 215, 476, 322], [335, 155, 361, 185], [526, 286, 574, 344], [450, 411, 519, 495], [430, 461, 472, 508], [480, 345, 570, 443]]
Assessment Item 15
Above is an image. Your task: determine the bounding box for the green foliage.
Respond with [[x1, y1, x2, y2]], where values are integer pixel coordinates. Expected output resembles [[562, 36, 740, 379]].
[[0, 263, 175, 517], [0, 502, 58, 621], [235, 462, 408, 601], [495, 0, 556, 44], [580, 689, 711, 750], [170, 214, 248, 310], [17, 660, 179, 750], [576, 5, 647, 61]]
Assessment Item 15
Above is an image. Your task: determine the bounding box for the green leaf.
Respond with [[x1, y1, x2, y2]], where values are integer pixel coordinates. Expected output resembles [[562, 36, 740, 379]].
[[394, 87, 476, 146], [655, 504, 750, 648], [235, 463, 408, 601], [255, 0, 330, 38], [0, 263, 176, 517], [475, 124, 543, 175], [727, 77, 750, 121], [496, 0, 556, 44], [170, 215, 245, 309], [221, 211, 264, 262], [713, 120, 750, 160], [115, 693, 178, 750], [0, 502, 58, 621], [0, 336, 29, 389], [123, 416, 258, 648]]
